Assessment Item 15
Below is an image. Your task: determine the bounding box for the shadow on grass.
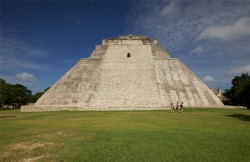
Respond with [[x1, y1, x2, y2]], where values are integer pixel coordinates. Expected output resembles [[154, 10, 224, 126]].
[[0, 116, 17, 119], [227, 114, 250, 121]]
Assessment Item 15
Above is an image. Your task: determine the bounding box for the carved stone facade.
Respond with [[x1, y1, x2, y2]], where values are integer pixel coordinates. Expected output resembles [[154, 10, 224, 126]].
[[210, 87, 226, 102], [21, 35, 224, 112]]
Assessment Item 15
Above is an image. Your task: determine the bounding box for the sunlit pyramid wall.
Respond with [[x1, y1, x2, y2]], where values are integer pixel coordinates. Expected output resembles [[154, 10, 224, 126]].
[[21, 35, 223, 112]]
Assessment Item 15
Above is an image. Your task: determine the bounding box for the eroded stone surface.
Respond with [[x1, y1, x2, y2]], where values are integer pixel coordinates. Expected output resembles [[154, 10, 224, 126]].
[[21, 35, 223, 112]]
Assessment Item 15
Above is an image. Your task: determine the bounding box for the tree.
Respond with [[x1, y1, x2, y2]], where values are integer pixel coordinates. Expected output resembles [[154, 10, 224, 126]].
[[11, 84, 32, 107], [224, 73, 250, 108], [0, 79, 8, 108], [29, 87, 50, 103], [223, 89, 232, 105], [0, 79, 32, 109]]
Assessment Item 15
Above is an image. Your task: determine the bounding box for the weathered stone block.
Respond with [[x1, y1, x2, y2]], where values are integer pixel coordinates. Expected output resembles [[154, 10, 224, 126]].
[[21, 35, 223, 112]]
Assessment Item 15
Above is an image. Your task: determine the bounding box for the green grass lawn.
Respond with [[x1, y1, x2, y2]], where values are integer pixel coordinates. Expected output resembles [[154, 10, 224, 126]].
[[1, 108, 250, 162]]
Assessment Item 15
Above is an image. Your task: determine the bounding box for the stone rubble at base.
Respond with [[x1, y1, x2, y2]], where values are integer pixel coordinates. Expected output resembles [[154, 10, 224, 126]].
[[21, 35, 224, 112]]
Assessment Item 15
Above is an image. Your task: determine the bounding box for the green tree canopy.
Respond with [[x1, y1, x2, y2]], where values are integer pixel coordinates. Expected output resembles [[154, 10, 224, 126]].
[[0, 79, 32, 109], [224, 73, 250, 108]]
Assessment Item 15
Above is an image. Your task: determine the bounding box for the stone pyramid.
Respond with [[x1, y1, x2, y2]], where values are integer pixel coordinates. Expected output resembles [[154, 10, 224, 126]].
[[21, 35, 223, 112]]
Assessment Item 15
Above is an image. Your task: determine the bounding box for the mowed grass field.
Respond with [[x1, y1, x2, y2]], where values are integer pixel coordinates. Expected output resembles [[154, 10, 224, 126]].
[[1, 108, 250, 162]]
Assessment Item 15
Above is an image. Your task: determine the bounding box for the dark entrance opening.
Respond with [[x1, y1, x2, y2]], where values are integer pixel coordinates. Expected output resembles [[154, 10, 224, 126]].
[[127, 53, 131, 57]]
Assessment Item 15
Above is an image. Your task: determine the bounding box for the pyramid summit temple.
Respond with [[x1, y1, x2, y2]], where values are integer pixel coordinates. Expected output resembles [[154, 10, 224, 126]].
[[21, 35, 224, 112]]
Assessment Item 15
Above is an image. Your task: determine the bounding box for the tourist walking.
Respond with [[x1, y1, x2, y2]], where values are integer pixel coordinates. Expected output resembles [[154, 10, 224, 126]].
[[176, 102, 179, 111], [170, 103, 175, 112], [180, 102, 184, 112]]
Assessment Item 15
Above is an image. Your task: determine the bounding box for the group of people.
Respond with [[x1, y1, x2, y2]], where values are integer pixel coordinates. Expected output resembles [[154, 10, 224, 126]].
[[170, 102, 184, 113]]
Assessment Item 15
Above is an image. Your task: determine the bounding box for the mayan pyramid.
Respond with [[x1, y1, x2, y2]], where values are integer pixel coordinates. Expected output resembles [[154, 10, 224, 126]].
[[21, 35, 224, 112]]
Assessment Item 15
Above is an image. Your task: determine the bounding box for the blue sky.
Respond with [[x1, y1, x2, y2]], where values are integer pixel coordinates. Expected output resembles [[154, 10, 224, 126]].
[[1, 0, 250, 94]]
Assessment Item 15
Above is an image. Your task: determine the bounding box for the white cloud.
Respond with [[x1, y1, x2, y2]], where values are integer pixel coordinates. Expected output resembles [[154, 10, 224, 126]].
[[128, 0, 250, 53], [229, 65, 250, 75], [0, 37, 50, 57], [16, 72, 37, 82], [0, 56, 46, 70], [127, 0, 250, 90], [0, 36, 49, 70], [190, 46, 205, 55], [203, 75, 215, 82], [128, 0, 250, 50], [65, 15, 84, 25], [161, 0, 177, 16], [198, 17, 250, 41]]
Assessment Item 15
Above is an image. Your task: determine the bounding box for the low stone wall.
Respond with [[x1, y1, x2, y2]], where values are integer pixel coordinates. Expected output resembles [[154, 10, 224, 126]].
[[21, 105, 245, 112], [21, 105, 78, 112], [21, 105, 170, 112], [186, 105, 246, 109]]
